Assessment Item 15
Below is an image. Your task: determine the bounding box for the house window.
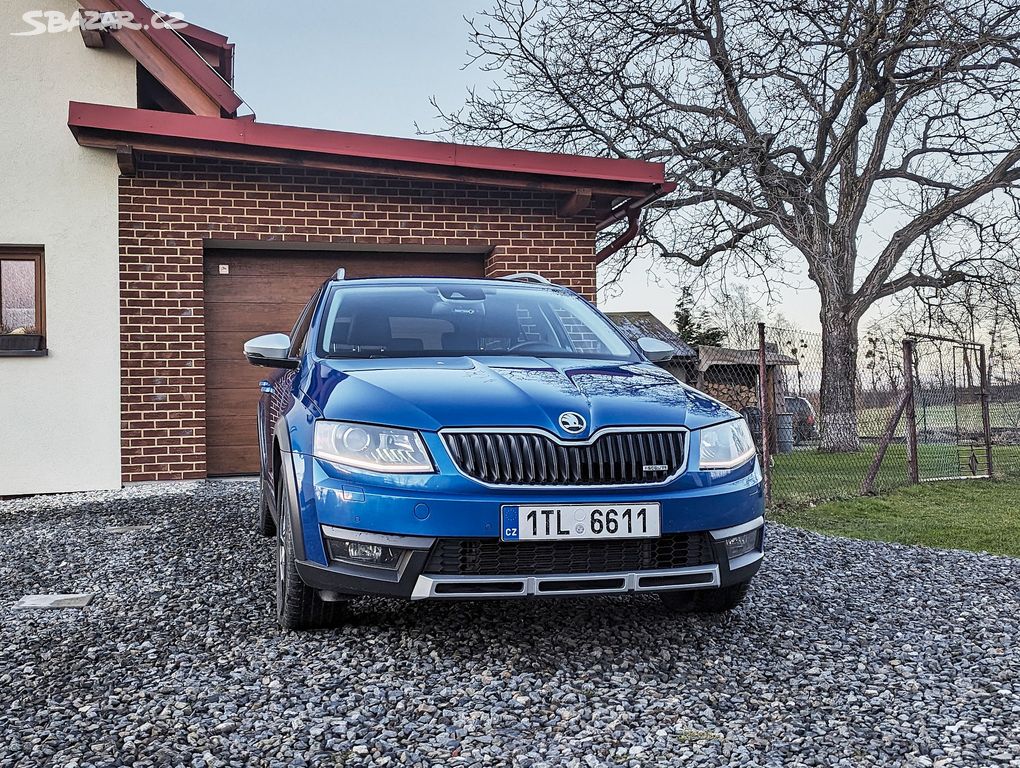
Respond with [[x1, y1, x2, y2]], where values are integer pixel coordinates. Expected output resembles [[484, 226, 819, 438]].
[[0, 247, 46, 354]]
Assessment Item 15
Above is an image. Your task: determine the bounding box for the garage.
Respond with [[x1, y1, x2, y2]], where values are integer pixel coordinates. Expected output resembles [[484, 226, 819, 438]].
[[203, 249, 486, 475], [66, 106, 665, 485]]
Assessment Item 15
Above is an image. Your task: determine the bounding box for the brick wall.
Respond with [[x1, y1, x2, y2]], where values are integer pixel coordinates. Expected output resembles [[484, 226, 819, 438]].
[[119, 154, 600, 482]]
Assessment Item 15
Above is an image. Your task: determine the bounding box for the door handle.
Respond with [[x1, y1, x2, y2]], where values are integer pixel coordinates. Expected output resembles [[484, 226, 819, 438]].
[[259, 380, 274, 394]]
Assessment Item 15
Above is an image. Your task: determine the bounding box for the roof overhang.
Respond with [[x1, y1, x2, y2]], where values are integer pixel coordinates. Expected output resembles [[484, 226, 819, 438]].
[[697, 346, 799, 372], [76, 0, 243, 116], [68, 102, 673, 223], [177, 20, 235, 88]]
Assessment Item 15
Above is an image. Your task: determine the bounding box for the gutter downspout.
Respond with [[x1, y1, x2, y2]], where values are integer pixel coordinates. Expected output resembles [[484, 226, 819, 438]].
[[595, 181, 677, 263]]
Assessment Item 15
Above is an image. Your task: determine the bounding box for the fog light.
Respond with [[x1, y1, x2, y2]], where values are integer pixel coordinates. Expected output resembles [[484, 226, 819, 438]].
[[723, 530, 758, 560], [326, 539, 402, 568]]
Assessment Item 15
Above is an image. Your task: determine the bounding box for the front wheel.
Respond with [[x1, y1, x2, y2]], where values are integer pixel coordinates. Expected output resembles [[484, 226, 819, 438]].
[[659, 580, 751, 614], [275, 474, 346, 630]]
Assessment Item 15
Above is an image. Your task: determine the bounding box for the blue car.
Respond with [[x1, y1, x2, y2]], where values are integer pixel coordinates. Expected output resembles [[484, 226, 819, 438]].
[[244, 273, 764, 629]]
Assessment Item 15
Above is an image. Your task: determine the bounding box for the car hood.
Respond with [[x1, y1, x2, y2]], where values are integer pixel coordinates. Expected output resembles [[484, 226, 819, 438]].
[[302, 356, 736, 436]]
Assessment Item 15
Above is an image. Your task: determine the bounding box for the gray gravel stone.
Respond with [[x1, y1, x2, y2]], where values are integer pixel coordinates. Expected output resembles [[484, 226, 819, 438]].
[[1, 480, 1018, 767], [12, 593, 95, 609]]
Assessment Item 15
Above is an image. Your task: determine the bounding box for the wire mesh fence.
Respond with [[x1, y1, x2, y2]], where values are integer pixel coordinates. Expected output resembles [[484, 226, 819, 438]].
[[986, 351, 1020, 480], [763, 325, 916, 506], [686, 323, 1018, 508], [909, 335, 991, 482]]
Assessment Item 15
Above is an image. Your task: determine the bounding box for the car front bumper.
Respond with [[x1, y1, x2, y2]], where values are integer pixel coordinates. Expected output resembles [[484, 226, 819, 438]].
[[287, 450, 766, 601], [295, 517, 765, 601]]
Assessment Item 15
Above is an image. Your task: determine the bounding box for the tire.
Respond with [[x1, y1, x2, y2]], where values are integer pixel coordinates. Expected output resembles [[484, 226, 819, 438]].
[[256, 473, 277, 537], [659, 580, 751, 614], [275, 473, 346, 630]]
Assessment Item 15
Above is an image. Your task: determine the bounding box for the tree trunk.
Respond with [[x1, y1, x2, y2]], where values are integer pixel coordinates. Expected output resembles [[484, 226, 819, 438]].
[[819, 309, 861, 452]]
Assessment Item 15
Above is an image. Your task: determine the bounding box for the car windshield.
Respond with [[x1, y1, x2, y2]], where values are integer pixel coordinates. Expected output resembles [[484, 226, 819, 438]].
[[315, 283, 638, 361]]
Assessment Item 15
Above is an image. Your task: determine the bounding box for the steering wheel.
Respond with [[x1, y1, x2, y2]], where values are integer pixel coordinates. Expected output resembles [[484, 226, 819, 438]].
[[508, 340, 553, 352]]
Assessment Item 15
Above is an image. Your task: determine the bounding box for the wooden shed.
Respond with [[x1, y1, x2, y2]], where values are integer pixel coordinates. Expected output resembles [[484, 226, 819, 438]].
[[695, 345, 798, 410]]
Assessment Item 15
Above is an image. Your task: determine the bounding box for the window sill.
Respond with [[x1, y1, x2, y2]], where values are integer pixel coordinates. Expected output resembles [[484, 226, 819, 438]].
[[0, 349, 48, 357]]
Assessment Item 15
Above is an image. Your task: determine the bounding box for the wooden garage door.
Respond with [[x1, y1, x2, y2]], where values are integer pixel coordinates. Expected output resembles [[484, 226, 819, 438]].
[[204, 250, 486, 476]]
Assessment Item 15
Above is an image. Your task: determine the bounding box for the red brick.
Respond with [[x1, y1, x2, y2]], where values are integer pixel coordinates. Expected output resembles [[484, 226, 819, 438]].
[[119, 156, 598, 482]]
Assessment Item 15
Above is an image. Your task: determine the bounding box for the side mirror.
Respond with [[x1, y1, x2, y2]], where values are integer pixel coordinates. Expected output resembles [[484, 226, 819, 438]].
[[638, 337, 676, 363], [244, 333, 298, 369]]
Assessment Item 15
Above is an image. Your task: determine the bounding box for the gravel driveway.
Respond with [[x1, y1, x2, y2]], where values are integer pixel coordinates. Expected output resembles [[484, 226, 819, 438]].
[[1, 481, 1017, 768]]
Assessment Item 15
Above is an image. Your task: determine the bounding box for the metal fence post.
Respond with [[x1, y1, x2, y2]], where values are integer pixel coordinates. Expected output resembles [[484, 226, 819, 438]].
[[902, 338, 919, 484], [978, 343, 994, 478], [757, 322, 771, 504]]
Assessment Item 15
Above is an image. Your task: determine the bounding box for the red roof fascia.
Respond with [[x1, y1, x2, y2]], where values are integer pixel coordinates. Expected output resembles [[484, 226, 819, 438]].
[[108, 0, 243, 114], [176, 19, 230, 48], [177, 18, 235, 85], [67, 102, 668, 186]]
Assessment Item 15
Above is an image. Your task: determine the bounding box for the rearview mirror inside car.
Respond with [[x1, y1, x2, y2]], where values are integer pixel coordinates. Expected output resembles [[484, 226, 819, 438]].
[[244, 333, 298, 369]]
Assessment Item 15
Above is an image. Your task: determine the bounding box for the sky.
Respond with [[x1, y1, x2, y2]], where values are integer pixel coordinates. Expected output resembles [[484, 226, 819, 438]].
[[165, 0, 823, 332]]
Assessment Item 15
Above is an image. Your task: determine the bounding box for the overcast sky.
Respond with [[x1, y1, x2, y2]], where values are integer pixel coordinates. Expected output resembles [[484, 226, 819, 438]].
[[166, 0, 823, 332]]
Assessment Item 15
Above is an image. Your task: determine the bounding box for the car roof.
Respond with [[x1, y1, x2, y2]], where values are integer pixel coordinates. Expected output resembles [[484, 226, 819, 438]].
[[324, 275, 574, 293]]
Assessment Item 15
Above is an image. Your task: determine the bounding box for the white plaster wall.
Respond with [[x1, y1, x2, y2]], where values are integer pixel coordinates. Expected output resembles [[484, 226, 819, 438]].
[[0, 0, 136, 494]]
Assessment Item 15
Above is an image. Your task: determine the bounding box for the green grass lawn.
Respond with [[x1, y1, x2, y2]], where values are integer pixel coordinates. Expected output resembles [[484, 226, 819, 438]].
[[772, 478, 1020, 558], [857, 400, 1020, 437], [771, 443, 1020, 507]]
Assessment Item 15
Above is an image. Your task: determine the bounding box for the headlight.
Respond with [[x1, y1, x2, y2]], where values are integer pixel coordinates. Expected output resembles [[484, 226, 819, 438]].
[[699, 418, 756, 470], [313, 421, 434, 473]]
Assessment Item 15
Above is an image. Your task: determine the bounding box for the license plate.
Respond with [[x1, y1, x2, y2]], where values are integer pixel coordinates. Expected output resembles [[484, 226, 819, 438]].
[[501, 503, 661, 542]]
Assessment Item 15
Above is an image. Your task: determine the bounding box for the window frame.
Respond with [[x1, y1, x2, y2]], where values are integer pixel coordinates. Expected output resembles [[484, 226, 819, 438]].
[[0, 246, 46, 355], [289, 284, 324, 358]]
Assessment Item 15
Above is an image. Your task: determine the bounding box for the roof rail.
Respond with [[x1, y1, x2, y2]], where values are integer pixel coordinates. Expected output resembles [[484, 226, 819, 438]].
[[499, 272, 554, 286], [335, 267, 346, 280]]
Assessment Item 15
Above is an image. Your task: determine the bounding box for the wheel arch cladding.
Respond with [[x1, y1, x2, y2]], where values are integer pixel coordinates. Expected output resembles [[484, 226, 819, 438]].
[[273, 419, 317, 563]]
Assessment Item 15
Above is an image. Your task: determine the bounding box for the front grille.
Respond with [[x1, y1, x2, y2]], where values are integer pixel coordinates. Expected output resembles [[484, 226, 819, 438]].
[[442, 429, 686, 486], [424, 533, 714, 576]]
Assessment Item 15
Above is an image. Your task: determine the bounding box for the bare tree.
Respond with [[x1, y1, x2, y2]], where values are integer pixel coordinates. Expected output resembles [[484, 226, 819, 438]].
[[695, 284, 760, 348], [890, 257, 1020, 387], [436, 0, 1020, 450]]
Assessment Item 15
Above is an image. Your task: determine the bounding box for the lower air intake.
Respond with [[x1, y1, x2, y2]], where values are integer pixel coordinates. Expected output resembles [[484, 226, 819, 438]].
[[424, 533, 714, 576]]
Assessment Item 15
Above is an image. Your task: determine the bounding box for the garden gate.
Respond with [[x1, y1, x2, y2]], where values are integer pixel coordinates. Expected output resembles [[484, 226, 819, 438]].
[[905, 333, 993, 482]]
